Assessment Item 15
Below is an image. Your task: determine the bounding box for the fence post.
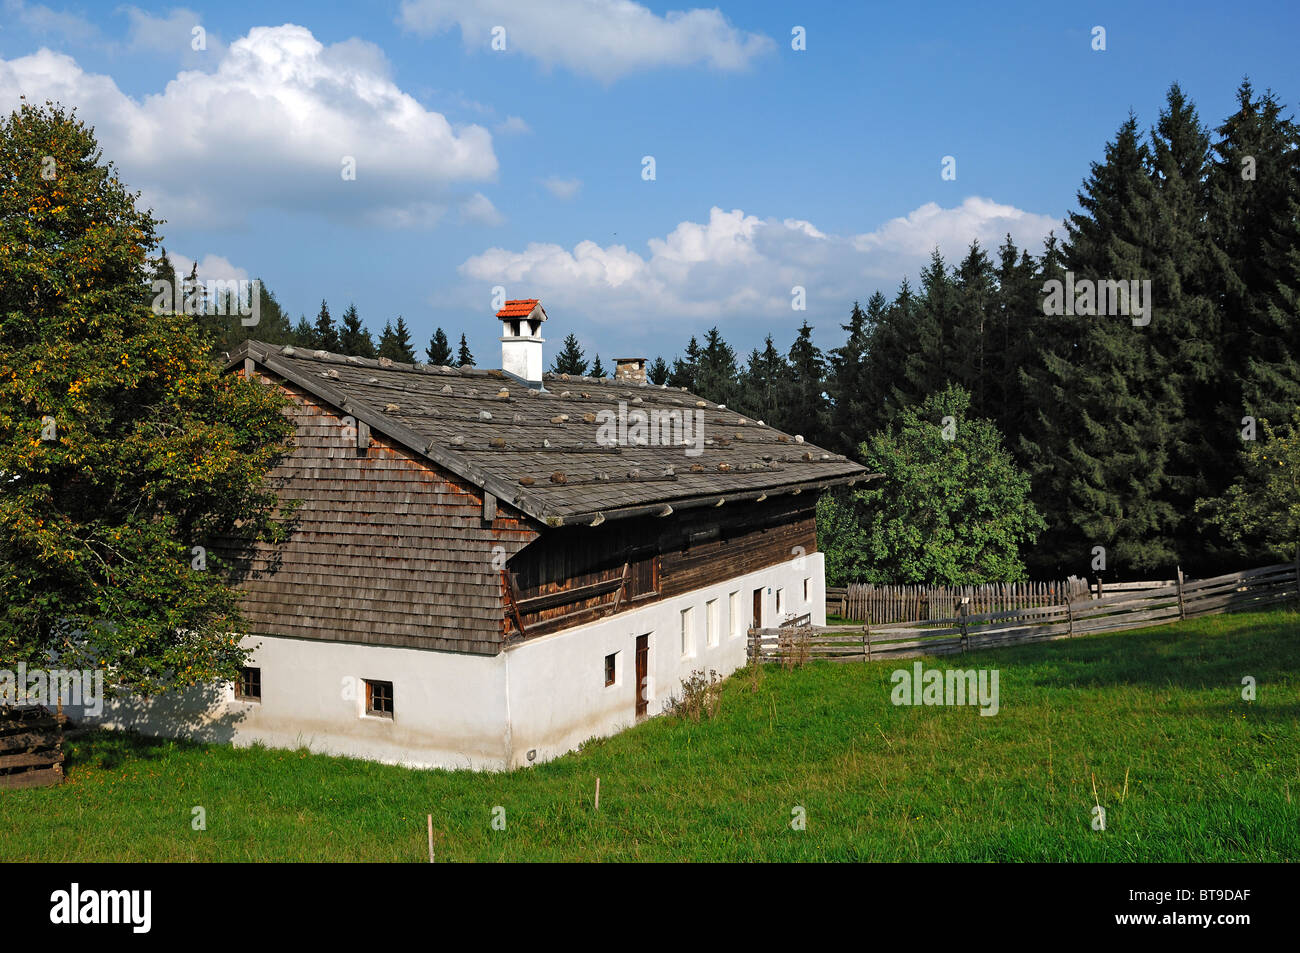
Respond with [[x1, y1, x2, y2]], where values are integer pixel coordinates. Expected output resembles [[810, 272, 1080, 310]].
[[1176, 564, 1187, 621], [1064, 595, 1074, 638], [958, 599, 970, 653]]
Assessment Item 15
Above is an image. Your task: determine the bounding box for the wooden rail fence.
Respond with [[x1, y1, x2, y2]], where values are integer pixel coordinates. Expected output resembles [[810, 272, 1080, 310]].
[[826, 578, 1090, 624], [764, 560, 1299, 664], [0, 705, 66, 790]]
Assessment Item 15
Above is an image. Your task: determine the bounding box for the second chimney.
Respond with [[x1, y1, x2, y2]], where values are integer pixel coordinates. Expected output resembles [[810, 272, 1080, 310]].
[[615, 357, 647, 384], [496, 298, 547, 386]]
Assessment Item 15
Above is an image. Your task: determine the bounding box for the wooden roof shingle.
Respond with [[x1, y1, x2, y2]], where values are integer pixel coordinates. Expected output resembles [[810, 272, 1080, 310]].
[[228, 340, 874, 527]]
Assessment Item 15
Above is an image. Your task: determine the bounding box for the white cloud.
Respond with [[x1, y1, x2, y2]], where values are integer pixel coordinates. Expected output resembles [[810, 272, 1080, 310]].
[[494, 114, 530, 135], [458, 191, 504, 225], [2, 0, 98, 43], [121, 6, 227, 62], [0, 25, 498, 229], [165, 251, 249, 283], [541, 176, 581, 200], [458, 200, 1063, 327], [397, 0, 774, 82]]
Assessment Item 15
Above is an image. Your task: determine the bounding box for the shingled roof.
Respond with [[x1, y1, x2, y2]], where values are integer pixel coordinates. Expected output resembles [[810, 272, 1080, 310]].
[[228, 339, 873, 527]]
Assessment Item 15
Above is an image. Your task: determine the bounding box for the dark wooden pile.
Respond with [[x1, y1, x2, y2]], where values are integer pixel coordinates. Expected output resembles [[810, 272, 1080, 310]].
[[0, 705, 65, 790]]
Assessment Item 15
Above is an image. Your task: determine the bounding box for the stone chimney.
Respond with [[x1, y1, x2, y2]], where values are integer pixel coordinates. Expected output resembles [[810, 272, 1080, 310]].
[[496, 299, 547, 386], [615, 357, 647, 384]]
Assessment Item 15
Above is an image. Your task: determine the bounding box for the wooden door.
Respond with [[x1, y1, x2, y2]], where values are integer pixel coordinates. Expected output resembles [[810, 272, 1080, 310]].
[[753, 588, 763, 628], [635, 634, 649, 718]]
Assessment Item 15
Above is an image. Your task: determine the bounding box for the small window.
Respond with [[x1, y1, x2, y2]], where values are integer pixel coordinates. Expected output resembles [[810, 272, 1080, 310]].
[[680, 607, 696, 658], [803, 577, 811, 602], [776, 588, 785, 616], [235, 666, 261, 702], [604, 652, 617, 687], [706, 599, 719, 647], [728, 591, 741, 638], [365, 679, 394, 718]]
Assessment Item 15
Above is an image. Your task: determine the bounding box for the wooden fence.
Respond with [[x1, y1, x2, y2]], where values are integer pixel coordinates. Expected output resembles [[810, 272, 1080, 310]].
[[760, 560, 1299, 664], [827, 578, 1090, 624], [0, 705, 65, 790]]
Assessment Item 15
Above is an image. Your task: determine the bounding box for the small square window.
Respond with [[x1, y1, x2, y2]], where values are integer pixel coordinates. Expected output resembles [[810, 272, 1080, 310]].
[[604, 652, 617, 687], [365, 679, 394, 718], [235, 666, 261, 701]]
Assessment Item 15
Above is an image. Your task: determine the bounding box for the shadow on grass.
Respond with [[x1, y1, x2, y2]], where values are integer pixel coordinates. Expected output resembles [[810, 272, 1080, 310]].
[[64, 729, 211, 772], [969, 606, 1300, 693]]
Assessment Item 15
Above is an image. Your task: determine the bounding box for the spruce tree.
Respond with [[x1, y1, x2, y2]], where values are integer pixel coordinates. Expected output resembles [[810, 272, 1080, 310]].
[[695, 327, 738, 406], [647, 356, 669, 385], [590, 354, 606, 377], [292, 315, 315, 347], [828, 298, 874, 455], [339, 303, 376, 358], [737, 335, 790, 428], [1059, 113, 1177, 574], [952, 241, 998, 419], [456, 333, 475, 367], [785, 321, 829, 447], [667, 336, 702, 390], [377, 319, 415, 362], [550, 333, 588, 375], [425, 327, 453, 366], [312, 300, 339, 351], [1208, 80, 1300, 429]]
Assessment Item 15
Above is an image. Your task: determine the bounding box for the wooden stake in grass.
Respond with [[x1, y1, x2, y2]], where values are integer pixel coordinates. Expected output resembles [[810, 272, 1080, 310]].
[[427, 814, 434, 863], [594, 777, 600, 812]]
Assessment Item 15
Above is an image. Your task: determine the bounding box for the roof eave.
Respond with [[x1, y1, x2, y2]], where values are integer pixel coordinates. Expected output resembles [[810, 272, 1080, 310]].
[[537, 470, 881, 528]]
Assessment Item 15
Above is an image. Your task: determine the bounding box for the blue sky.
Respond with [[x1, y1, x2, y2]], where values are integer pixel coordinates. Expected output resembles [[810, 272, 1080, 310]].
[[3, 0, 1297, 366]]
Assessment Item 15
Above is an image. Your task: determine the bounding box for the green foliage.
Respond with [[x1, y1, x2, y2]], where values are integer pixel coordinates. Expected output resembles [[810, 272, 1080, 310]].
[[338, 304, 376, 359], [550, 332, 588, 375], [819, 386, 1044, 585], [378, 316, 416, 363], [1196, 409, 1300, 561], [0, 101, 296, 695], [455, 332, 475, 367], [425, 327, 452, 366]]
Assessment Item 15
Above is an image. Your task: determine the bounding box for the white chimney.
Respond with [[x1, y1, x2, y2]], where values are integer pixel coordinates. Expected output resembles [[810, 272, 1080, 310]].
[[496, 299, 547, 386]]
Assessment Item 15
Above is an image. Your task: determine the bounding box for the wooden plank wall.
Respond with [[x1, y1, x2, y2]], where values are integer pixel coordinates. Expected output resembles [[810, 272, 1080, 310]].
[[505, 498, 818, 639], [229, 380, 539, 655]]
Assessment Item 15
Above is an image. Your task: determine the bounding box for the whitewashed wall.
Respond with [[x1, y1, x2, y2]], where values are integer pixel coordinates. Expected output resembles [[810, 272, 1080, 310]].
[[79, 553, 824, 771]]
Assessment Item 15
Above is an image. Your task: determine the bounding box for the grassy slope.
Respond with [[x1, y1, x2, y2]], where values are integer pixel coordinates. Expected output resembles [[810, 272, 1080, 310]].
[[2, 609, 1297, 862]]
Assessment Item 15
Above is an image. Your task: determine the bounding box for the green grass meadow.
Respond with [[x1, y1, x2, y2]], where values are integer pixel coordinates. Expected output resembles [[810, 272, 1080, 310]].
[[3, 609, 1297, 862]]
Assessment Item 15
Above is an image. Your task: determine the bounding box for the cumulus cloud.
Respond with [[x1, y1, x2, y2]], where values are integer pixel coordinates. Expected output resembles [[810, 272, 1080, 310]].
[[0, 25, 498, 228], [541, 176, 581, 200], [166, 251, 250, 283], [458, 200, 1063, 327], [397, 0, 774, 82]]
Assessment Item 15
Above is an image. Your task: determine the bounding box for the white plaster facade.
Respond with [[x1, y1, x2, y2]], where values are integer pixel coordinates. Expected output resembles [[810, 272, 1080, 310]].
[[80, 553, 824, 771]]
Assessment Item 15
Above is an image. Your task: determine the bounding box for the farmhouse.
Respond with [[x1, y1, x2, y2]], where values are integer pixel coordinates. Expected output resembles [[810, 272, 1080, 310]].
[[89, 301, 870, 769]]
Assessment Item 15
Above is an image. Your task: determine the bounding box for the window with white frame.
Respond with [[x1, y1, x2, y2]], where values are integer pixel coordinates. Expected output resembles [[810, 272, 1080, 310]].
[[706, 599, 719, 647], [728, 591, 741, 638], [803, 577, 811, 602], [776, 588, 785, 616], [680, 607, 696, 658]]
